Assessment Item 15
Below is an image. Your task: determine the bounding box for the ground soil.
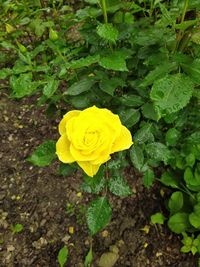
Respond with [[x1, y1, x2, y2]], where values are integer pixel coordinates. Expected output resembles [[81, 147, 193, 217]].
[[0, 90, 198, 267]]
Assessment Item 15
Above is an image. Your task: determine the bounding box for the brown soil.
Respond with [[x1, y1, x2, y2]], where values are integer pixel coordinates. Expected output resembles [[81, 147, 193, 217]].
[[0, 91, 198, 267]]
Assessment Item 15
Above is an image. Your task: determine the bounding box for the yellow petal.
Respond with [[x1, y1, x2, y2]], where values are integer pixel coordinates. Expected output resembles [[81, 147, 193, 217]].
[[70, 144, 98, 161], [59, 110, 80, 135], [77, 161, 101, 177], [91, 152, 111, 165], [56, 134, 75, 163], [111, 126, 133, 153]]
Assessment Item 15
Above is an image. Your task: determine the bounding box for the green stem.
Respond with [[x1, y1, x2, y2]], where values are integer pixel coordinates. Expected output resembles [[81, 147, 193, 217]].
[[181, 0, 189, 24], [174, 0, 190, 53], [100, 0, 108, 24]]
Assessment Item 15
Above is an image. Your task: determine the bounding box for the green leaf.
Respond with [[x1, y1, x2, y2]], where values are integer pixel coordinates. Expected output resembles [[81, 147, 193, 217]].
[[86, 197, 112, 235], [97, 23, 118, 43], [11, 223, 24, 234], [27, 140, 56, 167], [99, 51, 128, 71], [43, 78, 59, 98], [68, 55, 100, 69], [143, 168, 155, 188], [134, 123, 153, 144], [182, 59, 200, 84], [165, 128, 180, 146], [141, 103, 159, 121], [10, 73, 40, 98], [120, 95, 144, 107], [180, 245, 192, 253], [168, 191, 183, 215], [0, 68, 12, 79], [58, 246, 68, 267], [64, 78, 96, 96], [160, 172, 179, 188], [130, 145, 144, 172], [145, 142, 172, 164], [175, 19, 199, 31], [141, 62, 177, 87], [151, 212, 166, 225], [187, 132, 200, 145], [58, 163, 77, 176], [189, 203, 200, 228], [84, 246, 93, 267], [168, 212, 190, 234], [108, 175, 132, 197], [70, 93, 92, 109], [81, 167, 106, 194], [99, 77, 125, 96], [119, 109, 140, 128], [150, 74, 193, 117]]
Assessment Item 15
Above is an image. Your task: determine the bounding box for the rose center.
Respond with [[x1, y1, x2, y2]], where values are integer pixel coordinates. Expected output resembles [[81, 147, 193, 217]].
[[84, 130, 99, 146]]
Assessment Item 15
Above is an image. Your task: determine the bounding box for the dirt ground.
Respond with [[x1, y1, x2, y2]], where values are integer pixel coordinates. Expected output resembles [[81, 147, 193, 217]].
[[0, 90, 198, 267]]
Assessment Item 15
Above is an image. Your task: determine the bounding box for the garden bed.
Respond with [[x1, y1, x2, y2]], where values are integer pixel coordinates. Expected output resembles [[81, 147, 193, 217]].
[[0, 91, 197, 266]]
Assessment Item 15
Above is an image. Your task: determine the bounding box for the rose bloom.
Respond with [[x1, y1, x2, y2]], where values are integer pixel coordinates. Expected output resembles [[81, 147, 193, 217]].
[[56, 106, 133, 177]]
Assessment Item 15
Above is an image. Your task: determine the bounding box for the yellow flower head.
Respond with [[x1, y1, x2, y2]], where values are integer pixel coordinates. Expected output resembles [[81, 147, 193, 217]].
[[56, 106, 133, 177]]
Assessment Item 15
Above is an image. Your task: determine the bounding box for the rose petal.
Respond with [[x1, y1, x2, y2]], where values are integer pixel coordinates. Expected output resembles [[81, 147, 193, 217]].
[[70, 144, 98, 161], [77, 161, 101, 177], [59, 110, 80, 135], [111, 125, 133, 153], [56, 134, 75, 163]]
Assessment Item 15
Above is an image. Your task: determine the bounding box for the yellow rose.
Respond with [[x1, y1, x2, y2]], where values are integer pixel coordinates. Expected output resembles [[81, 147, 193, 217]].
[[56, 106, 133, 177]]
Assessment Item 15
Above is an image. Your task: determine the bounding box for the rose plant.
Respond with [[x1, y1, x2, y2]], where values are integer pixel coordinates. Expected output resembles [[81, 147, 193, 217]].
[[2, 0, 200, 263]]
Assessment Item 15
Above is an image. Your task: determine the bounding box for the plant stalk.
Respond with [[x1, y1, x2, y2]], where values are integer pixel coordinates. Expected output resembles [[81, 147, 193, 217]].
[[100, 0, 108, 24]]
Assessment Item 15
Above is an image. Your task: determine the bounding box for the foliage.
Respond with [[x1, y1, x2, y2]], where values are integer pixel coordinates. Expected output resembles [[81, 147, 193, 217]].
[[11, 223, 24, 234], [3, 0, 200, 259], [58, 246, 68, 267]]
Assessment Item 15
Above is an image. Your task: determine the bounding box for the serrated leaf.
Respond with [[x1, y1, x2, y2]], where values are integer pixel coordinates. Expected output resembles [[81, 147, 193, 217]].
[[168, 191, 183, 215], [189, 203, 200, 228], [165, 128, 180, 146], [87, 197, 112, 235], [0, 68, 12, 79], [168, 212, 190, 234], [151, 212, 166, 225], [10, 73, 40, 98], [143, 168, 155, 188], [43, 77, 59, 98], [28, 140, 56, 167], [187, 132, 200, 144], [120, 95, 144, 107], [99, 77, 125, 96], [81, 167, 106, 194], [65, 78, 96, 96], [59, 163, 77, 176], [108, 175, 132, 196], [58, 246, 68, 267], [182, 59, 200, 84], [119, 109, 140, 128], [99, 51, 128, 71], [141, 102, 159, 121], [134, 123, 153, 144], [70, 94, 92, 109], [141, 62, 177, 87], [150, 74, 193, 117], [97, 23, 118, 43], [130, 145, 144, 172], [68, 55, 100, 69], [145, 142, 172, 164], [160, 172, 179, 188]]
